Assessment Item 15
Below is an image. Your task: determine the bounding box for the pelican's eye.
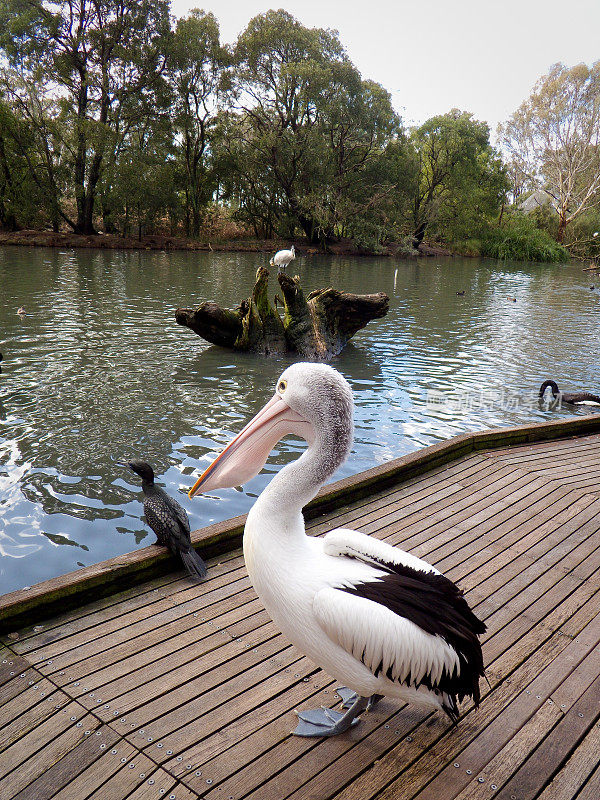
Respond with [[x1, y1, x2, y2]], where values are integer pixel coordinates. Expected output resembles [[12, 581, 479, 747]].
[[277, 379, 287, 394]]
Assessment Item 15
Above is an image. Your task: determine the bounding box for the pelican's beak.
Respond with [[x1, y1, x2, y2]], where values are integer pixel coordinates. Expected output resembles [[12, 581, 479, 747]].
[[189, 393, 314, 498]]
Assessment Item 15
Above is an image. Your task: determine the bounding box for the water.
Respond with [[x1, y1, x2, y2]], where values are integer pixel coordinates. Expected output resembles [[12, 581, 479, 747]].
[[1, 247, 598, 594]]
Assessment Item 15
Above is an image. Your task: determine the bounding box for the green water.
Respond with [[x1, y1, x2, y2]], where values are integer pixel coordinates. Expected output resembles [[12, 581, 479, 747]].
[[1, 246, 598, 593]]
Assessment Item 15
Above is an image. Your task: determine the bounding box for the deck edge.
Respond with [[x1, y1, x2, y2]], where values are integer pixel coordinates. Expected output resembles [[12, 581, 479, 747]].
[[2, 413, 599, 634]]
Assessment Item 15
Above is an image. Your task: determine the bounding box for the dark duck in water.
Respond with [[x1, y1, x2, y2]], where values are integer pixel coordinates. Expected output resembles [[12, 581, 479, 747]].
[[539, 380, 600, 406], [126, 460, 207, 581]]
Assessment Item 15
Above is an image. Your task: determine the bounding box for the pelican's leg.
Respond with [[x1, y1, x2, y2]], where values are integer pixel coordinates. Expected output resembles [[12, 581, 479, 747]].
[[336, 686, 384, 711], [293, 694, 370, 737]]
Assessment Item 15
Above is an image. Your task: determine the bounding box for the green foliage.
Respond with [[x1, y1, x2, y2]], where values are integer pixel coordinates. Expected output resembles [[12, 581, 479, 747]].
[[222, 10, 404, 245], [409, 110, 509, 245], [0, 4, 587, 258], [480, 215, 570, 263], [0, 95, 47, 229], [167, 10, 228, 237], [0, 0, 172, 233]]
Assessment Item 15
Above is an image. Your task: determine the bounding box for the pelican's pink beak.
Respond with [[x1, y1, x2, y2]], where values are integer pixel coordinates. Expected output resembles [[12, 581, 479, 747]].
[[188, 393, 314, 498]]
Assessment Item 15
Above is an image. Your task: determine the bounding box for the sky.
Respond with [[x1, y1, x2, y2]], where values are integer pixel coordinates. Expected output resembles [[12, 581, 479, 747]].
[[170, 0, 600, 135]]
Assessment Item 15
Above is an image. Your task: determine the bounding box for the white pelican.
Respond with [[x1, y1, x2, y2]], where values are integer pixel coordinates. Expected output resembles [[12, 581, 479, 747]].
[[269, 245, 295, 273], [189, 364, 486, 737]]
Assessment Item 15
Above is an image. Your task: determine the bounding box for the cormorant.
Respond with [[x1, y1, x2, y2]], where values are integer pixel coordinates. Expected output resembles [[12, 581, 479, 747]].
[[126, 460, 207, 581]]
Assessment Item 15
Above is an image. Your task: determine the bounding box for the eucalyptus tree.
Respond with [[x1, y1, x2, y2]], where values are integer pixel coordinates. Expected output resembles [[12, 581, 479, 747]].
[[168, 9, 227, 237], [499, 62, 600, 243], [225, 9, 402, 244], [99, 97, 177, 237], [0, 88, 54, 229], [410, 110, 507, 244], [0, 0, 171, 234]]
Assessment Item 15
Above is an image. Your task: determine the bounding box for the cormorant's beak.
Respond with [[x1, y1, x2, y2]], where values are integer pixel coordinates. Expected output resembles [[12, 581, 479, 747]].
[[189, 393, 314, 498]]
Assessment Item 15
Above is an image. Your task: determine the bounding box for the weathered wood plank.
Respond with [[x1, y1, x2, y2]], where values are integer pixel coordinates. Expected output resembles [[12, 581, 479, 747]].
[[494, 675, 600, 800], [0, 704, 101, 798], [535, 722, 600, 800], [10, 725, 121, 800]]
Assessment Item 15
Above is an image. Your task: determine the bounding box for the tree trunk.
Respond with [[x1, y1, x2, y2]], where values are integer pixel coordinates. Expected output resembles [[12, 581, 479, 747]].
[[175, 267, 389, 361], [557, 214, 567, 243], [413, 221, 427, 247]]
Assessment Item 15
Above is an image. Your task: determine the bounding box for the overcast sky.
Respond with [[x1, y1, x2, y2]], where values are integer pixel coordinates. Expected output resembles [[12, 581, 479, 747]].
[[170, 0, 600, 135]]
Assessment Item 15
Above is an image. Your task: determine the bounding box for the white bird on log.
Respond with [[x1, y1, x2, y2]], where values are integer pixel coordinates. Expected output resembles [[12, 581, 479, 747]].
[[189, 363, 486, 737], [269, 245, 295, 273]]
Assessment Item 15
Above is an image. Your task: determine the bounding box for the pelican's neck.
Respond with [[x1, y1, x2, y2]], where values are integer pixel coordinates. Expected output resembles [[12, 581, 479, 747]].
[[252, 428, 349, 526]]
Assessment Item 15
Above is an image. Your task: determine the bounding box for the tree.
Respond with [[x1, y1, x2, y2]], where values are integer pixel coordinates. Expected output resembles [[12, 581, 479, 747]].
[[0, 88, 49, 230], [223, 10, 401, 244], [410, 110, 507, 245], [0, 0, 171, 234], [168, 10, 227, 237], [100, 107, 177, 238], [499, 62, 600, 243]]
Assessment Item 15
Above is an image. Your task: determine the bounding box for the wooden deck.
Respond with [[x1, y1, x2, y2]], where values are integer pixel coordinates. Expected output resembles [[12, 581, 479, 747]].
[[1, 419, 600, 800]]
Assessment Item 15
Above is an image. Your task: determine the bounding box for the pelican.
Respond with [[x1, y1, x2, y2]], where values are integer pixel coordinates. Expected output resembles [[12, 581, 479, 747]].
[[269, 245, 295, 273], [189, 364, 486, 737], [539, 380, 600, 406]]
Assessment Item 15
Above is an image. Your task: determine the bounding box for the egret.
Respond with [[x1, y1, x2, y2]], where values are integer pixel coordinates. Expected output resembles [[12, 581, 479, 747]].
[[269, 245, 296, 273], [189, 363, 486, 737]]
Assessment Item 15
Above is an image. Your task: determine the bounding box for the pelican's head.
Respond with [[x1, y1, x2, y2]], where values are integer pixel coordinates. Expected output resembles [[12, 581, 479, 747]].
[[189, 363, 353, 497]]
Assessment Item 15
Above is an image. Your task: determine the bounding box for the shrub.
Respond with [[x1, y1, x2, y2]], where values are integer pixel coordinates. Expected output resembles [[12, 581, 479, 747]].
[[481, 216, 570, 263]]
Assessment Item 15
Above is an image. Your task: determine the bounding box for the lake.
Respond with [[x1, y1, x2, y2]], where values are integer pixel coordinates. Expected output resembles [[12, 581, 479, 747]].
[[1, 246, 598, 594]]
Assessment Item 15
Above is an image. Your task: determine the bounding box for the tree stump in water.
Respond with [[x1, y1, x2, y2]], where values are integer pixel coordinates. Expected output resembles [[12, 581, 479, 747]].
[[175, 267, 389, 361]]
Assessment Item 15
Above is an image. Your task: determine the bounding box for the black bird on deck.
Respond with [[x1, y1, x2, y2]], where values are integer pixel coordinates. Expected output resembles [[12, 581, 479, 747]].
[[126, 460, 207, 581]]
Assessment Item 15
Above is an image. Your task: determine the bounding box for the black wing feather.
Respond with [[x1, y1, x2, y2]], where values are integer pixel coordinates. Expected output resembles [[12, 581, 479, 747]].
[[342, 560, 486, 705]]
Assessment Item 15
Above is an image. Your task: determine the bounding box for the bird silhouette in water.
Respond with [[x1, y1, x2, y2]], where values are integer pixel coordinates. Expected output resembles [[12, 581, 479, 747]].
[[126, 460, 207, 581], [456, 290, 465, 296]]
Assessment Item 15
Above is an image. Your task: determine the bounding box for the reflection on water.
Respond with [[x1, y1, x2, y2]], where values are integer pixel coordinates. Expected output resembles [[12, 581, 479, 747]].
[[1, 247, 599, 593]]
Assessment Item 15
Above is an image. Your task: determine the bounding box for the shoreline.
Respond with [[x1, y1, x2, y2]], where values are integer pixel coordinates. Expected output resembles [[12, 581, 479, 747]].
[[0, 229, 455, 258]]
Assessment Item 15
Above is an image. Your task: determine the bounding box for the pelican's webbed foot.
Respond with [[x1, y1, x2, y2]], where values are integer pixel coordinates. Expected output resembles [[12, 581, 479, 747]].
[[292, 694, 370, 737], [336, 686, 358, 709], [336, 686, 384, 711]]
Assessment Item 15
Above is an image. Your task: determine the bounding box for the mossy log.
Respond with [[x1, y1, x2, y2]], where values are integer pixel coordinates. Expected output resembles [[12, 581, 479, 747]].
[[175, 267, 389, 361]]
